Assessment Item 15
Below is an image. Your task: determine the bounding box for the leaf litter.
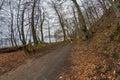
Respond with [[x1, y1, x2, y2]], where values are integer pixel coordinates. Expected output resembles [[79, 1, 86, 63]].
[[56, 10, 120, 80]]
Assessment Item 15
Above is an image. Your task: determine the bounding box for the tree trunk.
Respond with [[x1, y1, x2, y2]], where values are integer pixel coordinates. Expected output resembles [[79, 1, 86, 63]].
[[21, 6, 26, 45], [47, 21, 51, 43], [52, 2, 67, 41], [16, 0, 22, 45], [9, 1, 18, 47], [31, 0, 38, 45], [109, 0, 120, 25], [71, 0, 88, 40]]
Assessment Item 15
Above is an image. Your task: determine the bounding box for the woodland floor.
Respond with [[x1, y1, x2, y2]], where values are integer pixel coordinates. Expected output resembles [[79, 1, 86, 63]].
[[0, 42, 68, 76], [0, 42, 73, 80], [56, 10, 120, 80]]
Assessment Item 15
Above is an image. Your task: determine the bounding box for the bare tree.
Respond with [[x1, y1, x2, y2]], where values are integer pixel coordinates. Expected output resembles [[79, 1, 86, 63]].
[[31, 0, 39, 45], [51, 1, 67, 41], [9, 1, 18, 46], [109, 0, 120, 25], [0, 0, 4, 10], [71, 0, 89, 40], [38, 7, 45, 43], [98, 0, 108, 14], [16, 0, 22, 45], [21, 4, 26, 45], [47, 20, 51, 43], [71, 6, 80, 37]]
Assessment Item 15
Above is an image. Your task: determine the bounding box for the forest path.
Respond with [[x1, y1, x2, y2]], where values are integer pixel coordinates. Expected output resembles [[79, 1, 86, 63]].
[[0, 43, 74, 80]]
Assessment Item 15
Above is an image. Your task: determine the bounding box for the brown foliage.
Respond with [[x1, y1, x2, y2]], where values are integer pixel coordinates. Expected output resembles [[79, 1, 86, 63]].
[[56, 9, 120, 80], [0, 51, 28, 75]]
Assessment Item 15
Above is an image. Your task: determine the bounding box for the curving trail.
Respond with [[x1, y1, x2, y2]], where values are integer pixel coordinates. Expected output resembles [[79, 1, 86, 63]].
[[0, 43, 74, 80]]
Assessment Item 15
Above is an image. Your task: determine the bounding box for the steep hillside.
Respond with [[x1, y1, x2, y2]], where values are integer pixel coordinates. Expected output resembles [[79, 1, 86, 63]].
[[56, 9, 120, 80]]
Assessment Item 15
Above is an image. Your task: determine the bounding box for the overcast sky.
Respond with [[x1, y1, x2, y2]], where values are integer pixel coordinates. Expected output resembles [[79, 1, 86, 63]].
[[0, 0, 75, 44]]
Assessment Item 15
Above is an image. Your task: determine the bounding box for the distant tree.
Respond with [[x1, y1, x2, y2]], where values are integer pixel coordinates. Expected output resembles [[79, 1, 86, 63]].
[[51, 1, 67, 41], [21, 4, 26, 45], [109, 0, 120, 25], [47, 20, 51, 43], [81, 0, 95, 26], [71, 6, 80, 38], [38, 7, 45, 43], [97, 0, 108, 14], [90, 0, 99, 19], [71, 0, 89, 40], [31, 0, 39, 45], [16, 0, 22, 45], [0, 0, 4, 10], [54, 29, 64, 42], [9, 1, 18, 47]]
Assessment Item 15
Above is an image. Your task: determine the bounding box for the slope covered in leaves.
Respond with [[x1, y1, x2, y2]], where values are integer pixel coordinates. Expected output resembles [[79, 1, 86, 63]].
[[0, 51, 28, 75], [57, 9, 120, 80]]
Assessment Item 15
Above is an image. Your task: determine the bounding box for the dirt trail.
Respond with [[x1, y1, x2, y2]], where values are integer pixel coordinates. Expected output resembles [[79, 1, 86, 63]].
[[0, 43, 74, 80]]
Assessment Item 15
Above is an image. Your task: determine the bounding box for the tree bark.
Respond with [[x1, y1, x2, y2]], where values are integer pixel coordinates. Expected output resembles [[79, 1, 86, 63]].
[[21, 6, 26, 45], [52, 2, 67, 41], [109, 0, 120, 25], [71, 0, 88, 40], [31, 0, 38, 45]]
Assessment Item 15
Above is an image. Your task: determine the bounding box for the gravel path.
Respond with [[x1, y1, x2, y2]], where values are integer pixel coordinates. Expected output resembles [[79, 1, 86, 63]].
[[0, 43, 73, 80]]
